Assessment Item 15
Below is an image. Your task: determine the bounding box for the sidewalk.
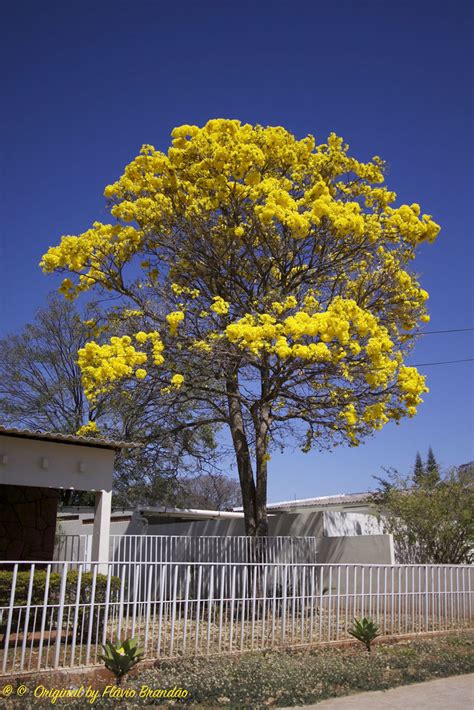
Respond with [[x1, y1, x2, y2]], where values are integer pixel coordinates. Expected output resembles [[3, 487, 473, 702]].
[[285, 673, 474, 709]]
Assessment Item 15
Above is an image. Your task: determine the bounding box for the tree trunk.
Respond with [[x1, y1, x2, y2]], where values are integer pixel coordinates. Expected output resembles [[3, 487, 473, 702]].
[[253, 401, 270, 538], [226, 370, 270, 538], [226, 374, 270, 537]]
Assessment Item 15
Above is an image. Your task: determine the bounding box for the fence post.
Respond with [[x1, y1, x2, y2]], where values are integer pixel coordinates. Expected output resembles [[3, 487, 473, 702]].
[[70, 564, 83, 668], [424, 565, 429, 631], [2, 563, 18, 673], [84, 564, 98, 667], [54, 562, 69, 669], [19, 563, 35, 671]]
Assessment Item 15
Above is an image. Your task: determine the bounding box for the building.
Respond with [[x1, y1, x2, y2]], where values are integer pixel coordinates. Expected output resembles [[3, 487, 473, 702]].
[[0, 426, 139, 569], [56, 491, 392, 565]]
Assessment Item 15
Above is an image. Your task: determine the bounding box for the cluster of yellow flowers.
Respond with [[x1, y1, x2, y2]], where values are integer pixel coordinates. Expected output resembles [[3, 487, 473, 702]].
[[134, 330, 165, 365], [41, 223, 144, 299], [339, 365, 428, 435], [166, 310, 185, 335], [271, 296, 298, 314], [171, 373, 184, 388], [384, 204, 439, 245], [210, 296, 230, 315], [78, 330, 168, 399], [41, 120, 440, 301], [78, 336, 148, 400], [171, 283, 200, 298], [342, 403, 358, 426], [397, 365, 429, 416], [159, 373, 185, 395], [225, 296, 402, 388], [76, 421, 99, 437], [362, 402, 390, 429]]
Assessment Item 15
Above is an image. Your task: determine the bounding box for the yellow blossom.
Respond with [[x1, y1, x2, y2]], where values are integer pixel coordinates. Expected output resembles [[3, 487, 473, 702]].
[[210, 296, 230, 316], [166, 310, 185, 335], [171, 373, 184, 388], [76, 421, 99, 437]]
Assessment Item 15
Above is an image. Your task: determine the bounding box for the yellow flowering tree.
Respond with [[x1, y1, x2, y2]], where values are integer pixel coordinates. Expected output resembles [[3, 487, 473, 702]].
[[41, 119, 440, 536]]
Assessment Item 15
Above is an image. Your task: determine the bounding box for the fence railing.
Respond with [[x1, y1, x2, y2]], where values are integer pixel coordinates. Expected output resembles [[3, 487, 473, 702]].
[[54, 534, 319, 567], [54, 535, 90, 564], [0, 560, 472, 675]]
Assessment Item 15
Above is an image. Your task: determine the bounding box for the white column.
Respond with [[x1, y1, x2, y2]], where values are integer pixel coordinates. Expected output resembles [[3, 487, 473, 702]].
[[91, 489, 112, 574], [388, 533, 396, 565]]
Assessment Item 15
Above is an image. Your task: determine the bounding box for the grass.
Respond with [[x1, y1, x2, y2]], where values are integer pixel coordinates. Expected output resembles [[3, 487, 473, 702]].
[[4, 632, 474, 708]]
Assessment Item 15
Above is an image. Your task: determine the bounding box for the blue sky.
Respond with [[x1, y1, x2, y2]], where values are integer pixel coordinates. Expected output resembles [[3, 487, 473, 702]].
[[1, 0, 473, 501]]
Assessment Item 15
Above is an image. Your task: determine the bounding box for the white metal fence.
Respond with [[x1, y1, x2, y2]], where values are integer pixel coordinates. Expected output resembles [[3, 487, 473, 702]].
[[54, 534, 319, 567], [0, 560, 472, 675]]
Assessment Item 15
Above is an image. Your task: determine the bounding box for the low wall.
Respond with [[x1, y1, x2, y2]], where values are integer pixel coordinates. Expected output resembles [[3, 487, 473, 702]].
[[318, 534, 394, 565], [54, 532, 395, 565]]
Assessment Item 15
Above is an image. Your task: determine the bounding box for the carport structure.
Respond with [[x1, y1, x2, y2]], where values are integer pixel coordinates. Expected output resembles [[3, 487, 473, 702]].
[[0, 426, 139, 570]]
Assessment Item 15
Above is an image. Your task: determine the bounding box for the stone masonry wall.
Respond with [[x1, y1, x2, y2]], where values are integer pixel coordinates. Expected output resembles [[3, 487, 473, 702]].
[[0, 485, 59, 562]]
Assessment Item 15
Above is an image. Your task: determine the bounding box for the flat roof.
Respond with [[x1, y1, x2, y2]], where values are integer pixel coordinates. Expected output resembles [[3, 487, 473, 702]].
[[0, 425, 142, 451], [140, 506, 246, 521], [233, 492, 373, 513]]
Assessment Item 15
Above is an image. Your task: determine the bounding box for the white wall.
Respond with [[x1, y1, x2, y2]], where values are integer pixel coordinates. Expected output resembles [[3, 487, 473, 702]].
[[323, 511, 384, 536], [0, 435, 115, 492], [317, 534, 394, 564], [58, 510, 143, 536], [141, 510, 382, 538]]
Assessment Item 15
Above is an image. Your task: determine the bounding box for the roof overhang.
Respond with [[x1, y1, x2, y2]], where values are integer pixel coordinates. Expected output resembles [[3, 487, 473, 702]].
[[0, 426, 141, 451]]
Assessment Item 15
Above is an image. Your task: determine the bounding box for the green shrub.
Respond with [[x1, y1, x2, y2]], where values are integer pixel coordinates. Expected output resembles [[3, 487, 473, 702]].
[[0, 569, 121, 638], [0, 569, 120, 606], [348, 617, 381, 652], [100, 637, 144, 684]]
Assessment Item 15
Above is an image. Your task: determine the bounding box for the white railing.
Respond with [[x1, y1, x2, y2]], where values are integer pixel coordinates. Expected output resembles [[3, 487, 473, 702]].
[[109, 535, 319, 565], [0, 560, 472, 675], [53, 535, 91, 564], [54, 534, 319, 566]]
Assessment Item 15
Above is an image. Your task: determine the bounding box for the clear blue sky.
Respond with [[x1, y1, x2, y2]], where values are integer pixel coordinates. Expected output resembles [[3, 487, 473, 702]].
[[1, 0, 473, 501]]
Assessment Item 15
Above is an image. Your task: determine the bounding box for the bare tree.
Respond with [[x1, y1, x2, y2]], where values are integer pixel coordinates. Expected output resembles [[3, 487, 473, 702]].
[[0, 295, 94, 432], [175, 473, 241, 510]]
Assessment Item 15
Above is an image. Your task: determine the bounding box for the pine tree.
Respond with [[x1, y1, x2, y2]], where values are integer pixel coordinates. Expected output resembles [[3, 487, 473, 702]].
[[425, 446, 441, 486], [413, 451, 425, 485]]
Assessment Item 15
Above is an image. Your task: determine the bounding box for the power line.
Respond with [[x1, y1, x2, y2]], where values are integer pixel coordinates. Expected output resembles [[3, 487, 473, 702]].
[[419, 327, 474, 335], [411, 358, 474, 367]]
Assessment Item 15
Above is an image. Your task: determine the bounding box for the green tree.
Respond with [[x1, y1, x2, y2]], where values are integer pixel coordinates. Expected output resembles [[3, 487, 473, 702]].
[[375, 464, 473, 564], [413, 451, 424, 485], [424, 446, 441, 486], [41, 119, 440, 535]]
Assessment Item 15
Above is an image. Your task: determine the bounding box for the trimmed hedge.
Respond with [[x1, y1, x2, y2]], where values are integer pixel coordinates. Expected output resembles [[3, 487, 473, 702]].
[[0, 569, 120, 607], [0, 570, 121, 637]]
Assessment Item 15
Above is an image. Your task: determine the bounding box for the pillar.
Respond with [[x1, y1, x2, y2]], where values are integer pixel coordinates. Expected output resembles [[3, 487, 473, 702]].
[[91, 489, 112, 575]]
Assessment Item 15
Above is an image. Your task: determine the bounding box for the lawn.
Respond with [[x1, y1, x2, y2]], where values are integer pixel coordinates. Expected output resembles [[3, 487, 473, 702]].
[[4, 632, 474, 708]]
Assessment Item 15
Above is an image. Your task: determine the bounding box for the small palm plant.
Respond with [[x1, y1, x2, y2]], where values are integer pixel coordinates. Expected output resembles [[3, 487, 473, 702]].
[[348, 617, 381, 652], [100, 637, 144, 684]]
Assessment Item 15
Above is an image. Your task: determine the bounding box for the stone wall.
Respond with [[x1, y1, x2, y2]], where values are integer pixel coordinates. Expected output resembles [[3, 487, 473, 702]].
[[0, 484, 59, 562]]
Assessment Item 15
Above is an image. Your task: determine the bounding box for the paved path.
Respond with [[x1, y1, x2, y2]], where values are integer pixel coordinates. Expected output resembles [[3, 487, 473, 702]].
[[284, 673, 474, 709]]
